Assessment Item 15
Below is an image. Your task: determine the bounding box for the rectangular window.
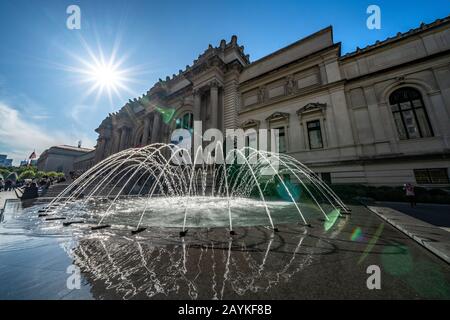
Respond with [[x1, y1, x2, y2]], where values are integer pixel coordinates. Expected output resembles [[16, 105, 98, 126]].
[[273, 126, 287, 153], [414, 168, 449, 184], [245, 131, 258, 157], [307, 120, 323, 149], [321, 172, 331, 184]]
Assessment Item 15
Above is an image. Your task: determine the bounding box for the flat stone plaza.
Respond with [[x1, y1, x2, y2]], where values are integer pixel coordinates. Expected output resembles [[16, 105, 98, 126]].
[[1, 196, 449, 300]]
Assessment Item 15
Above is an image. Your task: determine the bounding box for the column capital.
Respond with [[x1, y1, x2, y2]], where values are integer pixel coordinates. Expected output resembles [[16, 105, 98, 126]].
[[209, 79, 220, 89]]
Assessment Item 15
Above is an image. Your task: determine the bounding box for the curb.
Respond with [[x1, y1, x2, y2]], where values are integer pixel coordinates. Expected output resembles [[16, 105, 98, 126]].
[[366, 205, 450, 264]]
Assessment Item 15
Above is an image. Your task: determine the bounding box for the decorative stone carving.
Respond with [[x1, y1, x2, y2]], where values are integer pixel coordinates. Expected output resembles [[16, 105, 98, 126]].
[[285, 75, 296, 95], [209, 79, 219, 89], [266, 111, 290, 122], [240, 119, 260, 129], [297, 103, 327, 119], [257, 86, 267, 103]]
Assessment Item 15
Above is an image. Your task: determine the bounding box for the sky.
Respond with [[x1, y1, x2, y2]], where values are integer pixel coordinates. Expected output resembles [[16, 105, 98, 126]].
[[0, 0, 449, 165]]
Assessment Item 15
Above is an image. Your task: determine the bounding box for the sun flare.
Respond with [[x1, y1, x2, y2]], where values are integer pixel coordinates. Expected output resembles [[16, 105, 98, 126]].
[[61, 37, 143, 105], [88, 62, 121, 90]]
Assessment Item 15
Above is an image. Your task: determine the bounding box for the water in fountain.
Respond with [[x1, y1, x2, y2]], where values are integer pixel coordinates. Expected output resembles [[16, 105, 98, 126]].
[[39, 143, 349, 234]]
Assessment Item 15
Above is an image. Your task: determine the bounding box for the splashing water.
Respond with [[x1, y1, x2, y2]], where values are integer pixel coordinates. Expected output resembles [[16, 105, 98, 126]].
[[40, 144, 349, 233]]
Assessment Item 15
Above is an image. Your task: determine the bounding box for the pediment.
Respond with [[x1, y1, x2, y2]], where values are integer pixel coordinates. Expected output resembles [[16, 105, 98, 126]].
[[266, 111, 290, 122], [240, 119, 260, 128], [297, 103, 327, 116]]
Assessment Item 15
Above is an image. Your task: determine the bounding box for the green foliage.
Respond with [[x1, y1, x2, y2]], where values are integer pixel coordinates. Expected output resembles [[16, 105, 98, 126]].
[[35, 171, 47, 179], [18, 170, 36, 180], [0, 166, 67, 181], [0, 168, 10, 179], [46, 171, 59, 178]]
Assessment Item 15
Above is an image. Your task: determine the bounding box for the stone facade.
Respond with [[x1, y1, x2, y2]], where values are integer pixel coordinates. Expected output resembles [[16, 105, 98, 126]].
[[37, 145, 94, 175], [92, 16, 450, 187]]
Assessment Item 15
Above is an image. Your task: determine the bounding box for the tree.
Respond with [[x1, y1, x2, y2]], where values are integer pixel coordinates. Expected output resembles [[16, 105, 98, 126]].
[[18, 170, 36, 180], [0, 168, 10, 180], [35, 171, 47, 179]]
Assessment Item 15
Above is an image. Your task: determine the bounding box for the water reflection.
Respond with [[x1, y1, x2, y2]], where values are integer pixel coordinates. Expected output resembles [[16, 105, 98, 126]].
[[63, 226, 335, 300], [1, 199, 350, 300]]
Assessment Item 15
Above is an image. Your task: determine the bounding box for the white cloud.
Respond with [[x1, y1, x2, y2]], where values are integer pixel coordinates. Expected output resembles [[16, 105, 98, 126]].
[[70, 104, 91, 124], [31, 114, 51, 120], [0, 102, 95, 165]]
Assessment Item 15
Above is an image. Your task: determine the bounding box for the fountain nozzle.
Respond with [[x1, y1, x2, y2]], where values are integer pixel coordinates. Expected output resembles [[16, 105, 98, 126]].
[[230, 230, 236, 236], [131, 227, 147, 235], [63, 220, 84, 227], [179, 230, 188, 237], [91, 225, 111, 231]]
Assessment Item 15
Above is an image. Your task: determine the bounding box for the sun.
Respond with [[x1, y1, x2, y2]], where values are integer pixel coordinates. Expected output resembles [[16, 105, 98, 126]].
[[88, 62, 121, 89], [80, 55, 130, 103], [60, 37, 143, 105]]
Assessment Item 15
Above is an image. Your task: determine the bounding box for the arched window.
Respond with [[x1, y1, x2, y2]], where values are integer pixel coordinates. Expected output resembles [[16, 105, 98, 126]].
[[389, 87, 433, 140], [175, 112, 194, 132]]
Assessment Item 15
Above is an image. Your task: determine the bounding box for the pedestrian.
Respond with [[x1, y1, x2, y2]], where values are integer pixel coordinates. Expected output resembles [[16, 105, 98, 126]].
[[404, 183, 416, 207], [5, 179, 12, 191]]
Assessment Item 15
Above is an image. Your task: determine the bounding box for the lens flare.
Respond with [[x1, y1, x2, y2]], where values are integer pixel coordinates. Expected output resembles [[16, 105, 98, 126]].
[[324, 209, 341, 231], [155, 106, 176, 124], [350, 227, 365, 242]]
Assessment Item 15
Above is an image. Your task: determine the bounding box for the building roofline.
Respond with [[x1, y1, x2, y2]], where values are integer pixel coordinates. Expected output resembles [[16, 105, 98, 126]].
[[51, 145, 94, 153], [341, 15, 450, 60], [245, 26, 333, 69]]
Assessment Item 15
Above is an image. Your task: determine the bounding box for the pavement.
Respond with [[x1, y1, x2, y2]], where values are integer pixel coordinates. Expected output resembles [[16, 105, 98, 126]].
[[376, 202, 450, 229], [368, 203, 450, 264], [0, 201, 449, 299], [0, 191, 17, 211]]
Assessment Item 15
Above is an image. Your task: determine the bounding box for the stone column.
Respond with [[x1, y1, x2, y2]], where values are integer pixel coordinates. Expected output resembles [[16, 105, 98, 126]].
[[210, 81, 219, 130], [364, 86, 386, 142], [119, 127, 128, 151], [193, 90, 201, 122], [329, 87, 354, 146], [94, 137, 106, 162], [428, 91, 450, 148], [103, 138, 110, 158], [142, 116, 150, 145], [151, 113, 161, 144], [114, 129, 122, 153]]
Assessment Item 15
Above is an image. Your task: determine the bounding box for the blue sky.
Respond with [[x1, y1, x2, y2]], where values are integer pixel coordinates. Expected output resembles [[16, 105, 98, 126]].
[[0, 0, 449, 164]]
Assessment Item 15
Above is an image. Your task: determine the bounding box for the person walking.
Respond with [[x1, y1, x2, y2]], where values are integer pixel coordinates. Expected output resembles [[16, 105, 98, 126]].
[[4, 179, 12, 192], [404, 183, 416, 207]]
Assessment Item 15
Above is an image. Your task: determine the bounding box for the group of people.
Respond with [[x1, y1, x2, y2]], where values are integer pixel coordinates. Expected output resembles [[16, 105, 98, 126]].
[[0, 179, 20, 192], [0, 175, 65, 197]]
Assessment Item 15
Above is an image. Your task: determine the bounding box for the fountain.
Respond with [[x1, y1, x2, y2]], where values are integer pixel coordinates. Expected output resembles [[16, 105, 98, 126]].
[[38, 143, 350, 235]]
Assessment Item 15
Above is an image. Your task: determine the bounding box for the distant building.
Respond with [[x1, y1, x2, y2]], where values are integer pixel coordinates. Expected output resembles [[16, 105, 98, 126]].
[[73, 150, 95, 172], [19, 160, 37, 167], [0, 154, 13, 167], [37, 145, 94, 176]]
